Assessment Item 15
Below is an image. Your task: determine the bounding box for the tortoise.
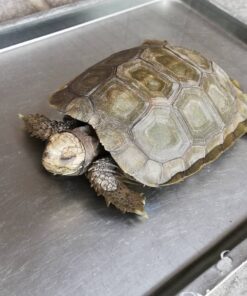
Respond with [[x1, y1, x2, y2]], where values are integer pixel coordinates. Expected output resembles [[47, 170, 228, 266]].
[[20, 40, 247, 217]]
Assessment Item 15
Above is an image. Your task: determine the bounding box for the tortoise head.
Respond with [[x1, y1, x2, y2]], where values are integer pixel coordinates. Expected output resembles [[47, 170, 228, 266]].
[[42, 126, 100, 176]]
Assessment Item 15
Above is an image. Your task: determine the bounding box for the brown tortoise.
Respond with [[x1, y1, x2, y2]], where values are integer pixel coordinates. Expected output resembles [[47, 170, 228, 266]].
[[20, 40, 247, 217]]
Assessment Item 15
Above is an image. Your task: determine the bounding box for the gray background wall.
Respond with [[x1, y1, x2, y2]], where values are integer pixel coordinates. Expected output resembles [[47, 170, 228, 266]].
[[0, 0, 246, 24]]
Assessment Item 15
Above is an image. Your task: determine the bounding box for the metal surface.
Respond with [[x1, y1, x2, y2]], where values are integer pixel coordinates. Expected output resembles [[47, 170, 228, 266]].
[[0, 1, 247, 296], [183, 0, 247, 43], [0, 0, 160, 51], [206, 259, 247, 296], [179, 239, 247, 295], [209, 0, 247, 25], [1, 0, 246, 52]]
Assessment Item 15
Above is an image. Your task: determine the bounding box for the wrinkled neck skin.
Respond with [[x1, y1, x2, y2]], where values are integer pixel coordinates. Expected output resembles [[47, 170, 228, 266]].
[[71, 125, 101, 174], [42, 125, 101, 176]]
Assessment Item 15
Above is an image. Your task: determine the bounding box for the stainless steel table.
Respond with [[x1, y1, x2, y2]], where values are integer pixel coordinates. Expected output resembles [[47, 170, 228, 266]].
[[0, 1, 247, 296]]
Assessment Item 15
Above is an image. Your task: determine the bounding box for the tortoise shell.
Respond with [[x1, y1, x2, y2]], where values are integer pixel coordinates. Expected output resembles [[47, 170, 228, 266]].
[[50, 41, 247, 187]]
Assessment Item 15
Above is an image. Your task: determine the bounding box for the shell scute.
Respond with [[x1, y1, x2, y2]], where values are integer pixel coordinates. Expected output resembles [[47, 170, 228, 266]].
[[134, 160, 163, 187], [169, 46, 211, 71], [112, 142, 147, 175], [96, 127, 127, 152], [99, 47, 142, 66], [132, 105, 191, 163], [202, 74, 236, 125], [212, 62, 233, 94], [141, 47, 201, 84], [50, 87, 77, 111], [174, 88, 224, 145], [65, 97, 94, 123], [117, 59, 174, 98], [92, 78, 148, 126], [69, 66, 115, 96]]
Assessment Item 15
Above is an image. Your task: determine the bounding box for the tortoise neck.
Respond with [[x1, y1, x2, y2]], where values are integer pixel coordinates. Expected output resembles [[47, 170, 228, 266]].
[[71, 126, 101, 174]]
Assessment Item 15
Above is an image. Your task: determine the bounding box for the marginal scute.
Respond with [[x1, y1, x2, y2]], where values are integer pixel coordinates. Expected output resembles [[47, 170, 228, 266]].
[[96, 127, 127, 152], [141, 47, 200, 84], [206, 133, 224, 153], [117, 59, 173, 98], [92, 79, 147, 125], [162, 158, 185, 183], [134, 160, 162, 186], [65, 97, 94, 122], [113, 143, 147, 175], [174, 88, 224, 144], [184, 146, 206, 167], [235, 87, 247, 119], [50, 87, 76, 111], [223, 115, 241, 139], [132, 105, 191, 163]]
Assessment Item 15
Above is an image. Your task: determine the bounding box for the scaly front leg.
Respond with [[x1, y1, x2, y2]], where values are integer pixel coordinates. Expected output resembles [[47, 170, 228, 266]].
[[86, 157, 147, 217]]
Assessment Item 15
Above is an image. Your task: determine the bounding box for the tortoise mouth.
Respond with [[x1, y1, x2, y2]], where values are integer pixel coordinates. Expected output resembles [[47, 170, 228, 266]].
[[42, 132, 85, 176]]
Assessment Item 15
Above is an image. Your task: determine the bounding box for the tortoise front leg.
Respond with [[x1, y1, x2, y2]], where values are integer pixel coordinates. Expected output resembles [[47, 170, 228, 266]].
[[19, 113, 78, 140], [86, 157, 147, 217]]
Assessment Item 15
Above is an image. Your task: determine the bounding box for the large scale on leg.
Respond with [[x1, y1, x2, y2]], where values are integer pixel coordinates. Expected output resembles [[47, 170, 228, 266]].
[[21, 40, 247, 216]]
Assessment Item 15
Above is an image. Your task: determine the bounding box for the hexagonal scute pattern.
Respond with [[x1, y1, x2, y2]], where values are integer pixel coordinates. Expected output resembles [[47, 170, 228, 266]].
[[203, 74, 236, 125], [132, 105, 191, 163], [141, 47, 201, 84], [174, 88, 224, 145], [49, 42, 247, 188], [92, 79, 147, 126], [117, 59, 173, 98]]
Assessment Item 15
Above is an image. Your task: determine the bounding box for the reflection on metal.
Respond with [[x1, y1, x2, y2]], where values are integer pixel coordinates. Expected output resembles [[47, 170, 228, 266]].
[[0, 0, 161, 52], [180, 292, 203, 296], [0, 0, 247, 53], [216, 250, 233, 275], [206, 260, 247, 296], [183, 0, 247, 43], [177, 239, 247, 296]]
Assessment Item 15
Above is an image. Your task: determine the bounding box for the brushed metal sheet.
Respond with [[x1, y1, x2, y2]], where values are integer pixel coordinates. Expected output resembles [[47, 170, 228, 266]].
[[179, 239, 247, 295], [0, 1, 247, 296], [0, 0, 161, 51], [206, 260, 247, 296]]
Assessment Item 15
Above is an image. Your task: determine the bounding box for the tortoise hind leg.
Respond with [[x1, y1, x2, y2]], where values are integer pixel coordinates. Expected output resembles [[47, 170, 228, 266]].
[[19, 113, 78, 140], [86, 157, 147, 217]]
